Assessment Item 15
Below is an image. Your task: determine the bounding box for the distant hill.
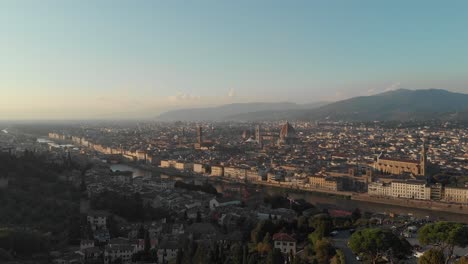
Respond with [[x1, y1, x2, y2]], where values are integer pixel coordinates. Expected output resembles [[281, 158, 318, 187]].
[[297, 89, 468, 121], [157, 89, 468, 122], [157, 102, 327, 121]]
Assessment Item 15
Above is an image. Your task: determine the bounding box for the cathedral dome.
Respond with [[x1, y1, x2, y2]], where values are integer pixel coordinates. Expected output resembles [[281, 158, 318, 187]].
[[279, 122, 297, 139]]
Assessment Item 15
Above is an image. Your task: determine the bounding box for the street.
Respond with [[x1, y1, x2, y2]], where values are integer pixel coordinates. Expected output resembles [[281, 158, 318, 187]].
[[332, 230, 359, 264]]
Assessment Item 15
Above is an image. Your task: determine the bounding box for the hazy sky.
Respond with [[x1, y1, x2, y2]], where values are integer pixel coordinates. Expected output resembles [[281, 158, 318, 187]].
[[1, 0, 468, 119]]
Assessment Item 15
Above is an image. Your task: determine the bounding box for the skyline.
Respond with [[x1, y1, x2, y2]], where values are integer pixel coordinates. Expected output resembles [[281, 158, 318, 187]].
[[1, 1, 468, 120]]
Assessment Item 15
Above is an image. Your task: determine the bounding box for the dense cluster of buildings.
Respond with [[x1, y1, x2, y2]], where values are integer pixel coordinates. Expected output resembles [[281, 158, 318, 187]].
[[3, 120, 468, 264], [51, 158, 302, 264], [46, 120, 468, 206]]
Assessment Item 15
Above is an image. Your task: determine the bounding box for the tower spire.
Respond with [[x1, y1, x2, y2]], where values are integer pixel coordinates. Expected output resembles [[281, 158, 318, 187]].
[[420, 139, 427, 178]]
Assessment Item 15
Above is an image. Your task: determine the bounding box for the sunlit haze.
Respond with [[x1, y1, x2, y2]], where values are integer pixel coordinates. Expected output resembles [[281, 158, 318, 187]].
[[1, 0, 468, 119]]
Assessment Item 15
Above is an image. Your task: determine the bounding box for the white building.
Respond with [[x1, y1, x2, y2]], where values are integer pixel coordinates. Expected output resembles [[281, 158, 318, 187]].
[[246, 169, 262, 182], [391, 180, 431, 200], [104, 245, 133, 264], [210, 165, 224, 177], [193, 163, 209, 174], [368, 180, 431, 200], [444, 187, 468, 204], [160, 160, 177, 168], [368, 182, 392, 197], [87, 212, 107, 230], [175, 161, 193, 171], [209, 197, 241, 210], [157, 241, 179, 263], [273, 233, 296, 254], [224, 166, 247, 180], [80, 240, 95, 251]]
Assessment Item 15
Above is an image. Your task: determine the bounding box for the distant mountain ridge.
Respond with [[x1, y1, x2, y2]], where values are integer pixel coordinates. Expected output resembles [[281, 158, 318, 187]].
[[295, 89, 468, 121], [157, 102, 327, 121], [157, 89, 468, 122]]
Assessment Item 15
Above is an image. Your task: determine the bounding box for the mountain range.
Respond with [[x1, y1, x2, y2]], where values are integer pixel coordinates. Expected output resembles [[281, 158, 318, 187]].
[[157, 89, 468, 122], [157, 102, 328, 121]]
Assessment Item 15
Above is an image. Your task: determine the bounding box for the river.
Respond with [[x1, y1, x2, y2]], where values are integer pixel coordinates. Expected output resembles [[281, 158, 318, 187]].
[[109, 163, 468, 223], [109, 163, 152, 178], [211, 183, 468, 223]]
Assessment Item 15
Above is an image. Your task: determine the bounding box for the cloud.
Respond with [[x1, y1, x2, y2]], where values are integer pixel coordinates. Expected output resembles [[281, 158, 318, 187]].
[[168, 92, 201, 102], [364, 82, 401, 96], [228, 88, 236, 97], [366, 88, 376, 94], [329, 91, 347, 101], [384, 82, 401, 92]]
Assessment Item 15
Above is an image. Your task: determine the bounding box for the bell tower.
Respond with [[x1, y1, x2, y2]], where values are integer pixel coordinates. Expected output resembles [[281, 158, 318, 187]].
[[197, 126, 202, 144], [255, 125, 262, 147], [420, 139, 427, 178]]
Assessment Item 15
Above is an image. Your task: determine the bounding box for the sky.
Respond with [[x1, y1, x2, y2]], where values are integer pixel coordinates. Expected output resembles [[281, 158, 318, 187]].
[[1, 0, 468, 120]]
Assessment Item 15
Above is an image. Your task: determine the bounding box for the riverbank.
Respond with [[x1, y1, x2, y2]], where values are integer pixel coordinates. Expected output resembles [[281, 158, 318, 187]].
[[352, 193, 468, 215], [117, 162, 468, 218], [133, 163, 353, 198]]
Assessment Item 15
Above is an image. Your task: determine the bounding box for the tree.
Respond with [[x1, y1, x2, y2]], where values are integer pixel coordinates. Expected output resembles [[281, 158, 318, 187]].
[[418, 222, 468, 263], [0, 248, 13, 261], [418, 249, 445, 264], [265, 248, 284, 264], [67, 213, 82, 245], [144, 230, 151, 253], [175, 249, 183, 264], [85, 222, 94, 240], [297, 216, 308, 232], [351, 208, 361, 222], [0, 228, 50, 256], [112, 258, 123, 264], [330, 249, 346, 264], [148, 249, 158, 262], [349, 228, 412, 264], [247, 252, 260, 264], [107, 215, 120, 238], [257, 232, 272, 255], [80, 178, 86, 192], [299, 244, 314, 263], [242, 244, 247, 264], [229, 242, 243, 264], [250, 220, 274, 244], [193, 244, 208, 264], [314, 238, 334, 264], [137, 225, 145, 239], [196, 211, 202, 223], [292, 256, 308, 264], [308, 214, 333, 245], [180, 240, 197, 264]]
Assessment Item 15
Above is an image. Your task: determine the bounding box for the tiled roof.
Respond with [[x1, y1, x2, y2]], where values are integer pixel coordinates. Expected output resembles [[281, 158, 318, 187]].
[[272, 233, 296, 242]]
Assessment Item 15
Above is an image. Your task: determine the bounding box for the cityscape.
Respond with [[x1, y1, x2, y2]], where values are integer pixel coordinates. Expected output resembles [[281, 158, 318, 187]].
[[1, 1, 468, 264], [1, 117, 468, 264]]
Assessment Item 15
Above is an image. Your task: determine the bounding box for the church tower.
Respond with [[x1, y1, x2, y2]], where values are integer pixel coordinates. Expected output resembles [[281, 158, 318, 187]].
[[197, 126, 203, 144], [255, 125, 262, 147], [420, 139, 427, 178]]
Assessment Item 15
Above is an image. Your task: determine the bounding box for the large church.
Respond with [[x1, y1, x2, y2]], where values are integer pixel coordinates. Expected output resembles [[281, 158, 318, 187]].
[[373, 141, 427, 177], [253, 122, 299, 146], [278, 122, 298, 145]]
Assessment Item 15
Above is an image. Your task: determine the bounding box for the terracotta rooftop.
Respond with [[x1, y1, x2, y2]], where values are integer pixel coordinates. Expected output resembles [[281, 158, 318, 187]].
[[273, 233, 296, 242], [378, 157, 419, 164], [280, 122, 297, 139]]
